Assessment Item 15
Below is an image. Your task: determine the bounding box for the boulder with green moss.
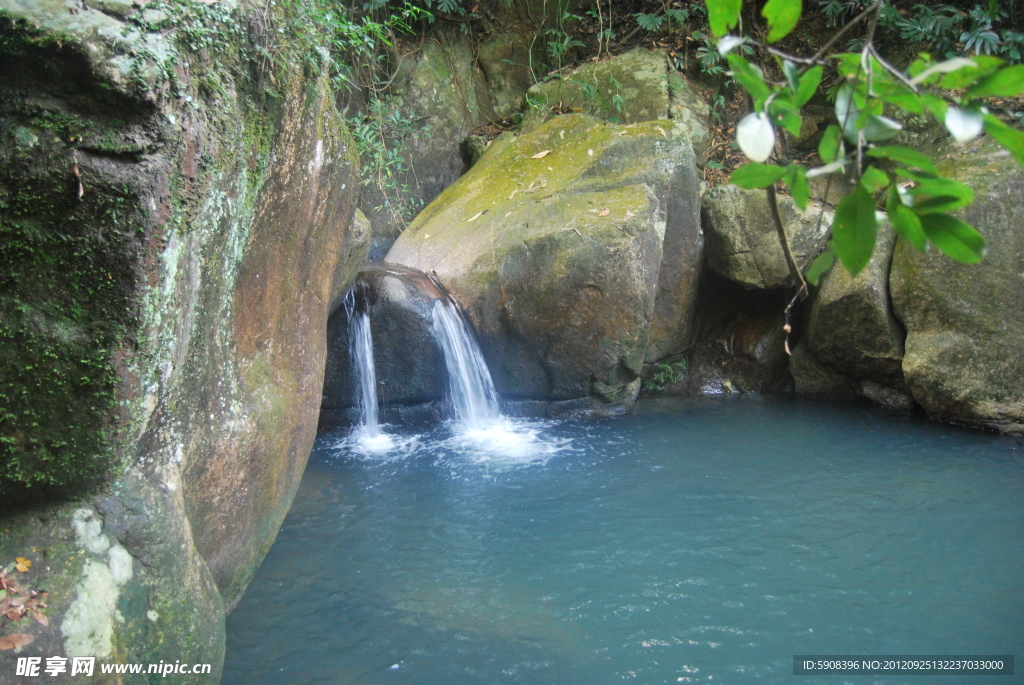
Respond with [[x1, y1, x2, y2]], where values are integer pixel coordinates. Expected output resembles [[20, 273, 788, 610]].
[[519, 48, 710, 165], [0, 0, 364, 677], [890, 141, 1024, 432], [362, 37, 496, 258], [385, 113, 702, 405], [702, 184, 833, 290]]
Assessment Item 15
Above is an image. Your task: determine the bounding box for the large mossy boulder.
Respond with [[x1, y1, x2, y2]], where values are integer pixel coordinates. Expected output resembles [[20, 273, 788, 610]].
[[890, 141, 1024, 432], [0, 0, 364, 677], [702, 184, 833, 290], [363, 36, 496, 258], [791, 224, 911, 409], [520, 48, 710, 165], [385, 113, 702, 405]]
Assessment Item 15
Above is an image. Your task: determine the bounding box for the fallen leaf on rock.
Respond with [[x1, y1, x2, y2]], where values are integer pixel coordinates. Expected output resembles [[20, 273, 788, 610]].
[[531, 150, 550, 159], [6, 608, 25, 622], [527, 181, 535, 190], [625, 211, 635, 219], [656, 126, 667, 138], [547, 166, 553, 171], [598, 208, 610, 217], [559, 130, 565, 139], [504, 211, 512, 217], [14, 559, 30, 573], [466, 211, 484, 222], [507, 188, 518, 200], [32, 612, 47, 627], [0, 633, 34, 650]]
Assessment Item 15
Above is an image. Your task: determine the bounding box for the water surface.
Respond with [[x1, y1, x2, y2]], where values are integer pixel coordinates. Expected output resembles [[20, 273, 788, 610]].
[[224, 397, 1023, 684]]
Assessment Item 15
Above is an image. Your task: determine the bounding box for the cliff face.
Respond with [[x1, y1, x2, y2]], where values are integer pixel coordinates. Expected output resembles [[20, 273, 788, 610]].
[[0, 0, 366, 677]]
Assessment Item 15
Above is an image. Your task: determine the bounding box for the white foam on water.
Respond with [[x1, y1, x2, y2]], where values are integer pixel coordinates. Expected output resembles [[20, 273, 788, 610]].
[[442, 417, 572, 466]]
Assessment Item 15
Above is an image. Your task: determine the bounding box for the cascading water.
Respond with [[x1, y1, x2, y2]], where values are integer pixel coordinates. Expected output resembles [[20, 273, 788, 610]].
[[333, 263, 565, 462], [346, 293, 379, 436], [343, 288, 398, 453], [429, 296, 567, 462], [430, 298, 501, 430]]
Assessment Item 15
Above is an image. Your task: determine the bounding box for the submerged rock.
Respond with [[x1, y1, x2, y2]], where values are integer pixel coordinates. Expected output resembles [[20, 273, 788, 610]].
[[890, 142, 1024, 433], [701, 184, 833, 290], [520, 48, 710, 165], [386, 113, 703, 406]]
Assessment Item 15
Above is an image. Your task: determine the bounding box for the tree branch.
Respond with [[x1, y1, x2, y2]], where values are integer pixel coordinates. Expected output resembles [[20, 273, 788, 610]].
[[767, 184, 808, 300]]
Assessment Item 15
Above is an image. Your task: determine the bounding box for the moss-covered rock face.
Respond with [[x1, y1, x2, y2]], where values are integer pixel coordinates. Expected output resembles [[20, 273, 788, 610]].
[[702, 185, 833, 290], [520, 48, 710, 165], [792, 223, 912, 410], [363, 36, 496, 257], [385, 114, 702, 404], [0, 0, 364, 674], [890, 141, 1024, 432]]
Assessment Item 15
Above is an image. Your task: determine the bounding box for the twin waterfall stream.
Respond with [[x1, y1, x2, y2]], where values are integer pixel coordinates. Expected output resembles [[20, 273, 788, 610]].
[[342, 281, 550, 460]]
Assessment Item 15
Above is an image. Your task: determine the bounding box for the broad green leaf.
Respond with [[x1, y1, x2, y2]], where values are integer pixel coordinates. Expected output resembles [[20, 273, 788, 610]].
[[899, 169, 974, 208], [730, 163, 791, 188], [763, 0, 801, 42], [919, 213, 986, 263], [736, 112, 776, 162], [872, 80, 922, 114], [789, 166, 809, 210], [887, 186, 927, 251], [859, 166, 889, 193], [912, 195, 971, 215], [805, 248, 835, 286], [772, 108, 803, 137], [831, 185, 878, 276], [706, 0, 741, 37], [727, 54, 771, 104], [818, 124, 842, 162], [920, 93, 948, 119], [866, 146, 938, 174], [909, 57, 977, 85], [982, 113, 1024, 165], [783, 60, 800, 93], [938, 55, 1003, 89], [964, 64, 1024, 99], [795, 66, 822, 107]]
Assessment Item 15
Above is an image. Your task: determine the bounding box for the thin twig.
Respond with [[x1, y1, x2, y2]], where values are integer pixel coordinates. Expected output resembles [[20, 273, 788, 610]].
[[806, 0, 883, 69]]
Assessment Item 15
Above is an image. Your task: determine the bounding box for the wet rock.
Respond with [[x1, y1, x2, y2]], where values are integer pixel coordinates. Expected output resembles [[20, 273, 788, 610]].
[[702, 184, 833, 289], [386, 114, 702, 404], [890, 141, 1024, 433], [322, 264, 448, 425]]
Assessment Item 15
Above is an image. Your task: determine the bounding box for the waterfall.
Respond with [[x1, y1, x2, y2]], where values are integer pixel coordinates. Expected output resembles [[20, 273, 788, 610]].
[[344, 289, 380, 437], [431, 298, 501, 430]]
